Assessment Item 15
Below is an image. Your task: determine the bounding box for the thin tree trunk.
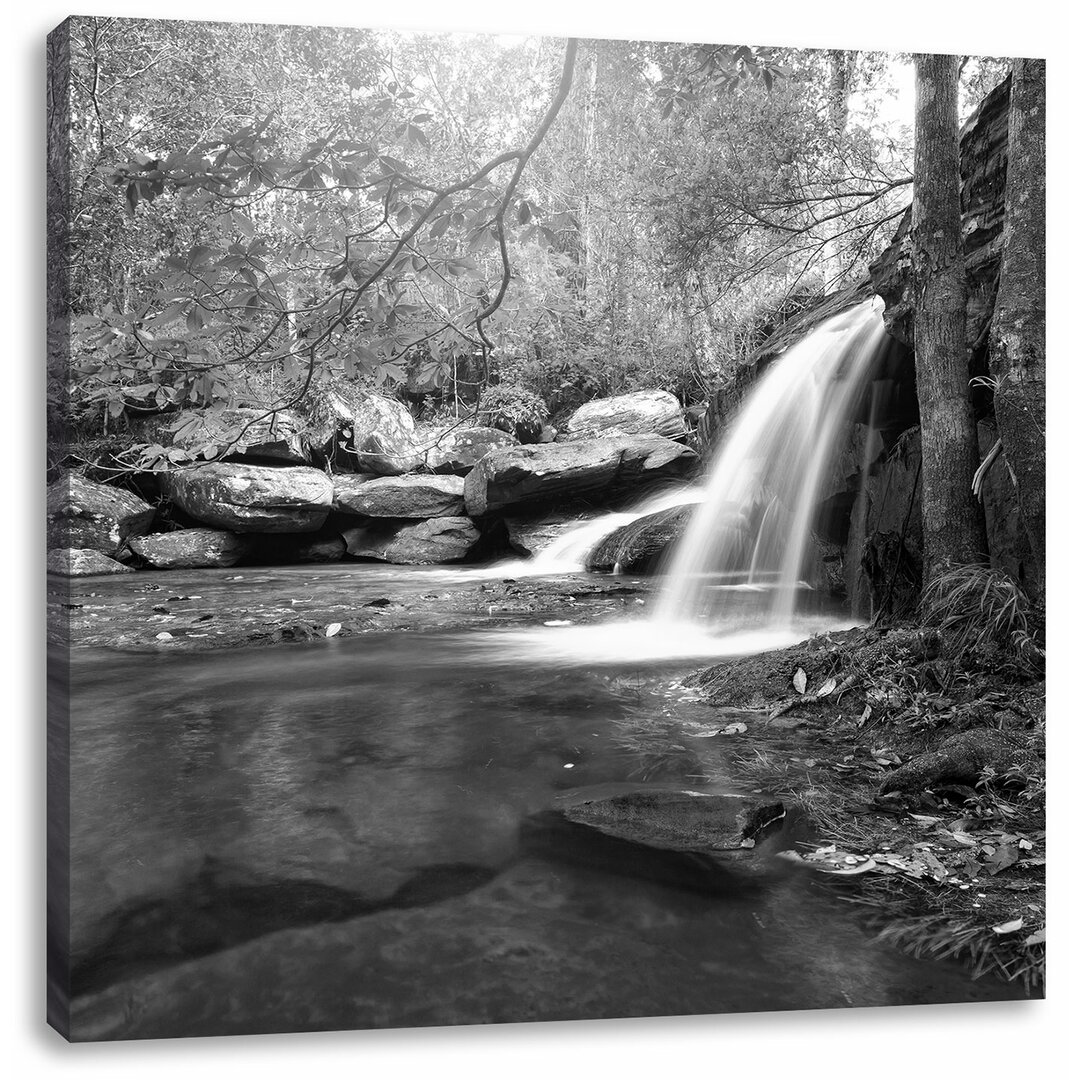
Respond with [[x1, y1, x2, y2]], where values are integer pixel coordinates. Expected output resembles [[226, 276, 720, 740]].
[[911, 52, 988, 580], [989, 60, 1046, 601]]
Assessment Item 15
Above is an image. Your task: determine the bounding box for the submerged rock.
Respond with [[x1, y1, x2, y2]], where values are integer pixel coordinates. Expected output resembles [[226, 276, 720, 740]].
[[334, 474, 466, 519], [586, 505, 695, 573], [562, 389, 686, 442], [342, 517, 480, 564], [47, 548, 134, 576], [464, 436, 696, 516], [558, 790, 788, 854], [129, 529, 250, 569], [162, 463, 333, 533], [46, 474, 154, 556]]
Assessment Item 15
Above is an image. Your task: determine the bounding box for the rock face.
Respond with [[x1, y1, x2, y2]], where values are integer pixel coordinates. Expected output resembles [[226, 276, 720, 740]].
[[586, 505, 696, 573], [870, 76, 1010, 354], [47, 548, 134, 576], [563, 390, 686, 442], [421, 426, 517, 475], [129, 529, 250, 569], [351, 392, 423, 475], [858, 427, 924, 617], [464, 436, 697, 517], [162, 463, 333, 533], [46, 474, 154, 556], [333, 474, 466, 519], [342, 517, 480, 564]]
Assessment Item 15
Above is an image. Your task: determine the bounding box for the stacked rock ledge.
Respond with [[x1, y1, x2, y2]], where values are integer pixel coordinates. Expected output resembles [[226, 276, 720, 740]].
[[463, 436, 696, 517], [333, 474, 466, 519], [162, 462, 333, 533]]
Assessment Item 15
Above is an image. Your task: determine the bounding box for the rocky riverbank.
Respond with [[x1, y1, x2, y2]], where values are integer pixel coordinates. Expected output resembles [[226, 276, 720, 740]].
[[685, 623, 1045, 992]]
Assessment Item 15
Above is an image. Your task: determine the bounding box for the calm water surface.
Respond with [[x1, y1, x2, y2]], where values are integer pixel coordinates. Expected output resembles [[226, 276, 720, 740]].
[[62, 565, 1031, 1037]]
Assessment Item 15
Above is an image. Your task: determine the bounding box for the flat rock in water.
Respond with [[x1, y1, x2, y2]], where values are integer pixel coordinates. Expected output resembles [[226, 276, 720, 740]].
[[559, 790, 787, 853], [421, 426, 517, 475], [464, 436, 696, 516], [47, 548, 134, 576], [334, 474, 466, 518], [562, 389, 686, 441], [129, 529, 250, 569], [162, 463, 333, 534], [46, 474, 154, 556], [586, 504, 696, 573], [342, 516, 480, 564]]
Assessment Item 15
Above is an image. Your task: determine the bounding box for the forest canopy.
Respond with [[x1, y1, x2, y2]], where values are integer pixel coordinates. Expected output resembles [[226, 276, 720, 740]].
[[49, 18, 1007, 474]]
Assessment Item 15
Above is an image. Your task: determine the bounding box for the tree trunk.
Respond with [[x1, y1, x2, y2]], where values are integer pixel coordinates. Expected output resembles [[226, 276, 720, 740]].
[[989, 60, 1046, 602], [911, 53, 988, 580]]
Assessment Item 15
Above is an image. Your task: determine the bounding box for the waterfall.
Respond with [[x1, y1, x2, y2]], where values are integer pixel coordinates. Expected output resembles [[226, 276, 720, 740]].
[[653, 300, 888, 629]]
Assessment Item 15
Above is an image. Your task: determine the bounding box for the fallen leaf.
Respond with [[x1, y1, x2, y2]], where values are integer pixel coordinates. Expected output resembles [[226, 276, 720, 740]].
[[1023, 928, 1046, 946], [325, 622, 342, 637], [721, 722, 748, 735], [792, 668, 807, 694], [819, 858, 878, 876], [155, 632, 173, 641], [986, 841, 1020, 875], [543, 620, 572, 627], [992, 918, 1024, 935], [815, 676, 837, 698], [857, 704, 872, 727]]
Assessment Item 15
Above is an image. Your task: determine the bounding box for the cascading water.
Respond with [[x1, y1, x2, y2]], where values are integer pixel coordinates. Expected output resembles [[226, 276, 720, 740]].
[[653, 299, 888, 630]]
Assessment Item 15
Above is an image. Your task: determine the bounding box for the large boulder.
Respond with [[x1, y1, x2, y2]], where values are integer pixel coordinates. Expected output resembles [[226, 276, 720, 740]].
[[351, 392, 423, 475], [162, 463, 333, 534], [46, 548, 134, 576], [46, 474, 154, 556], [333, 474, 466, 519], [585, 504, 696, 573], [420, 425, 517, 475], [129, 529, 250, 569], [342, 517, 480, 564], [464, 436, 696, 517], [169, 408, 311, 465], [562, 390, 686, 442]]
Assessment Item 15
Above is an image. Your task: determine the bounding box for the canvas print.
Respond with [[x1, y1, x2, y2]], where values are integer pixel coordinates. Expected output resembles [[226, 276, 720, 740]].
[[46, 16, 1046, 1041]]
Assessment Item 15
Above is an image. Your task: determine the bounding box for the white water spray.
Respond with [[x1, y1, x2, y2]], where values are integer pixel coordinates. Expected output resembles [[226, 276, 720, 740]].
[[652, 300, 888, 629]]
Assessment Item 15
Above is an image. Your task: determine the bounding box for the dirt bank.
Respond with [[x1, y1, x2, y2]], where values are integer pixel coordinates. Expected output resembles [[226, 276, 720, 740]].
[[686, 625, 1045, 992]]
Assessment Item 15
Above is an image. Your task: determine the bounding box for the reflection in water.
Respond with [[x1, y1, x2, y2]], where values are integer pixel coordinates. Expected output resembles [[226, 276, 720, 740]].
[[66, 621, 1029, 1036]]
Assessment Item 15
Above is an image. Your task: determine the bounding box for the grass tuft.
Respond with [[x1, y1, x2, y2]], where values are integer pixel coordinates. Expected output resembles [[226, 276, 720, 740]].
[[921, 563, 1042, 670]]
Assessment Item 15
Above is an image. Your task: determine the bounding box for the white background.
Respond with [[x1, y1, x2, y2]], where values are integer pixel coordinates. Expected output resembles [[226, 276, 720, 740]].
[[4, 1, 1076, 1076]]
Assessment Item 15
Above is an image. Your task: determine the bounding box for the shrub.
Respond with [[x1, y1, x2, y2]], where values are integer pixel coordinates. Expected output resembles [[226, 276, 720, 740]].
[[477, 385, 549, 443]]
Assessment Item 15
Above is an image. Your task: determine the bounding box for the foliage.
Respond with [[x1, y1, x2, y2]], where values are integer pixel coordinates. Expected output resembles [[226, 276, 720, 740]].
[[477, 384, 549, 441], [55, 21, 793, 470], [920, 563, 1041, 669]]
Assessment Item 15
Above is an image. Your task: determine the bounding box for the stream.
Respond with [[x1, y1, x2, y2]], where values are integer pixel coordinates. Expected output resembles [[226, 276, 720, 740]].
[[58, 562, 1029, 1039]]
